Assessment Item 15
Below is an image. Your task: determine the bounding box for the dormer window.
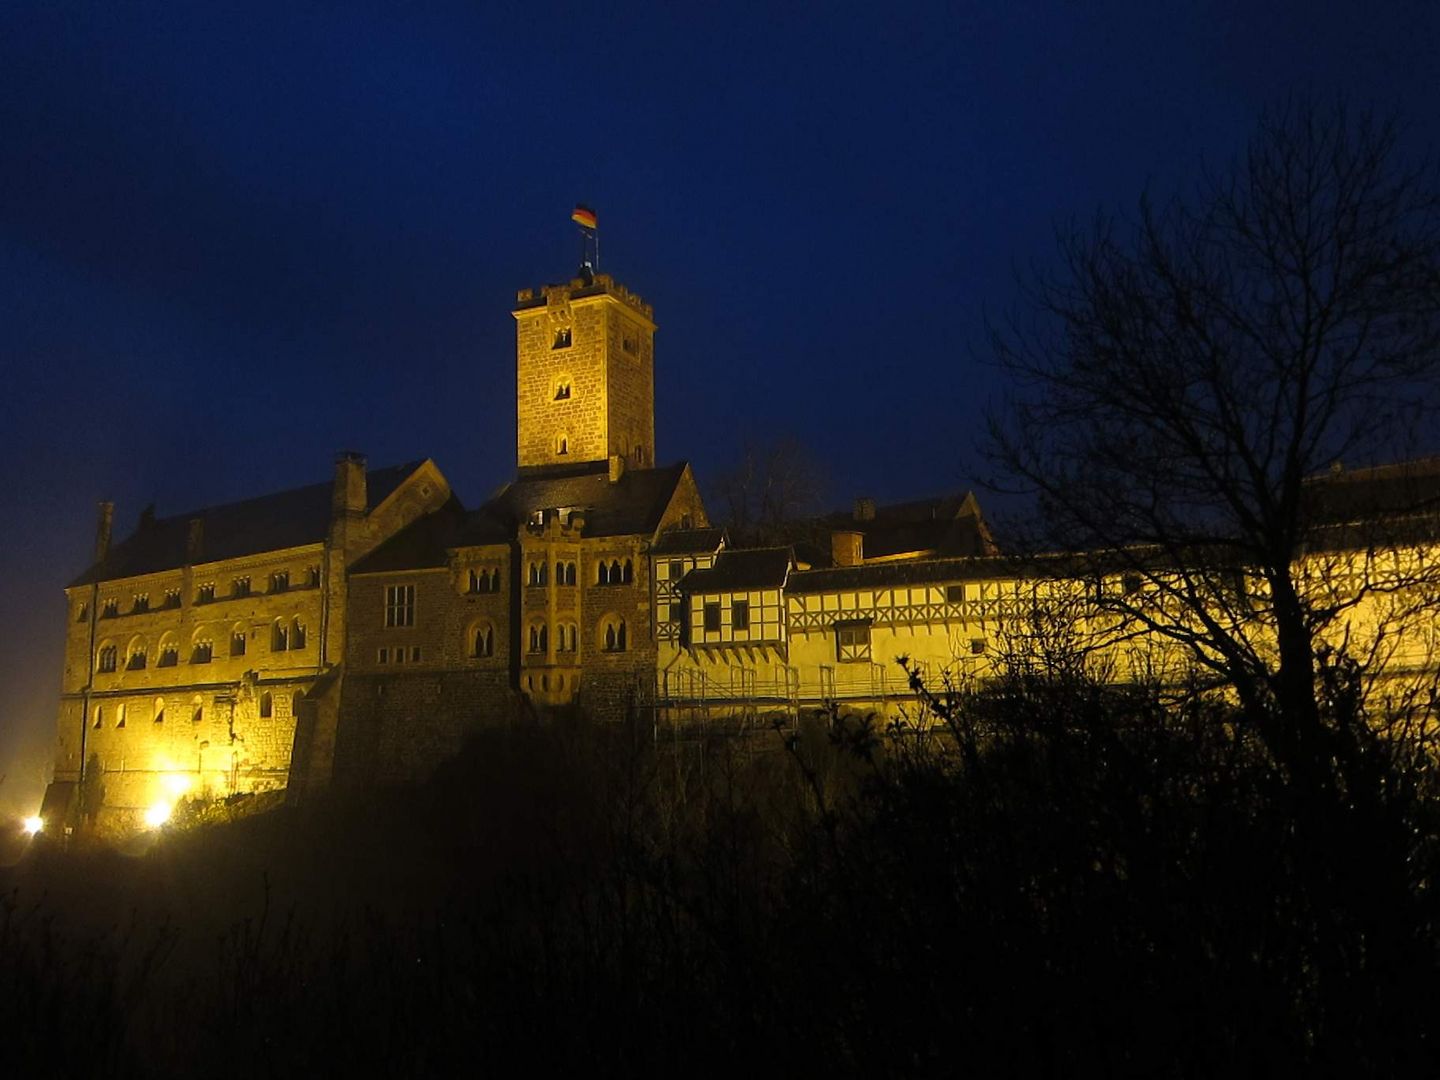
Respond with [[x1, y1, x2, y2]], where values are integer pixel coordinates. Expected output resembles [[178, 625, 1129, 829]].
[[552, 327, 572, 349]]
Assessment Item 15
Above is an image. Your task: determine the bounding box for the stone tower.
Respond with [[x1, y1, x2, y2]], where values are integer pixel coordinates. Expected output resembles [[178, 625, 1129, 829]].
[[513, 273, 656, 472]]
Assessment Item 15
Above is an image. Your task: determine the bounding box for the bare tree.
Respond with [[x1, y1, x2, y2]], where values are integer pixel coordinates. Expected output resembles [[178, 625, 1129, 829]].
[[987, 102, 1440, 770], [713, 437, 829, 548]]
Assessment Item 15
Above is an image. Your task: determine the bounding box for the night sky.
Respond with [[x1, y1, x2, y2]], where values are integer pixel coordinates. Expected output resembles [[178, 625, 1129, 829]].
[[1, 1, 1437, 810]]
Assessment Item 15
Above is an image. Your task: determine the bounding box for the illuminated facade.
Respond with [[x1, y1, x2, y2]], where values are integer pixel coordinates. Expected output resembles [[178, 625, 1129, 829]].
[[42, 258, 1440, 835]]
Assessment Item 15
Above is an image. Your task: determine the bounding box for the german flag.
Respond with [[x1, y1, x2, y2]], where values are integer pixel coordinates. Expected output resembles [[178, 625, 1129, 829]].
[[571, 204, 597, 230]]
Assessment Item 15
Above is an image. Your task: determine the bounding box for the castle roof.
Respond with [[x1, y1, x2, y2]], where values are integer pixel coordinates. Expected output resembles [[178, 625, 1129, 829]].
[[813, 491, 994, 562], [349, 461, 696, 574], [649, 526, 725, 556], [70, 460, 427, 587], [680, 547, 793, 593], [488, 461, 692, 538], [348, 496, 467, 574]]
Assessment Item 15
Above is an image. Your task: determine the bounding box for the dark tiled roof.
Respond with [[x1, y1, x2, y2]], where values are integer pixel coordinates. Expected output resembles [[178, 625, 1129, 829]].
[[70, 461, 426, 587], [681, 548, 792, 593], [650, 527, 725, 556], [350, 497, 467, 574], [811, 492, 994, 563], [1302, 459, 1440, 526], [789, 554, 1047, 593], [484, 462, 690, 539]]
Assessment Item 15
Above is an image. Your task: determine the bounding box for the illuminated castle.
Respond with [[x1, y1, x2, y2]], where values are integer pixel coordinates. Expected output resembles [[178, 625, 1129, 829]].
[[41, 244, 1440, 837]]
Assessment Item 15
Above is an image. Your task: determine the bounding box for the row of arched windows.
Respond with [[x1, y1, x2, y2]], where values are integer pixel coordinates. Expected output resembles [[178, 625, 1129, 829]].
[[96, 618, 307, 673], [597, 559, 634, 585], [468, 617, 628, 658], [468, 567, 502, 593], [91, 691, 301, 729]]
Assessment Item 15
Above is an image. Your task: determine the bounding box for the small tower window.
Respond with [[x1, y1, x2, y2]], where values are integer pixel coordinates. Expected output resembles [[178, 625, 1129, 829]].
[[557, 434, 568, 456], [554, 381, 572, 400], [552, 327, 572, 349], [259, 692, 273, 719]]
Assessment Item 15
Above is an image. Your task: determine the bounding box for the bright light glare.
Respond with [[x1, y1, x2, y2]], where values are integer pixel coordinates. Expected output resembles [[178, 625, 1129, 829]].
[[143, 802, 172, 829], [21, 815, 42, 836], [163, 773, 192, 797]]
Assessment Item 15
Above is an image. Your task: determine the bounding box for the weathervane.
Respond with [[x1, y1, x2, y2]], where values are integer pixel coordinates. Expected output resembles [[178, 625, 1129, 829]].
[[572, 203, 598, 277]]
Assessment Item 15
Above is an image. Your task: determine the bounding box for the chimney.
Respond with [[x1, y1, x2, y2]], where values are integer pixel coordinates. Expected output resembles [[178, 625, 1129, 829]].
[[94, 501, 114, 563], [186, 518, 204, 563], [333, 450, 368, 518], [831, 530, 864, 568], [608, 454, 625, 485], [853, 497, 876, 523]]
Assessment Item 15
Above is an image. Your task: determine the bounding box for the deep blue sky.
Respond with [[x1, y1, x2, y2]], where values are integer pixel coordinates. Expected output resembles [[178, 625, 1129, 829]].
[[1, 1, 1437, 809]]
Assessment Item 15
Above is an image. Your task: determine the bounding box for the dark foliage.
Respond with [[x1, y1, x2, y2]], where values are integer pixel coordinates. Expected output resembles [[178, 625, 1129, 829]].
[[2, 664, 1437, 1076]]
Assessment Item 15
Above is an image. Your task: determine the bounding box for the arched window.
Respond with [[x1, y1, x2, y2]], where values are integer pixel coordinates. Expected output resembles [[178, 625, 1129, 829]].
[[554, 380, 572, 400], [490, 568, 501, 591], [158, 634, 179, 667], [231, 624, 247, 657], [601, 617, 628, 653], [271, 619, 288, 652], [471, 623, 495, 658], [291, 617, 306, 650], [259, 692, 273, 718], [97, 643, 118, 673], [191, 695, 204, 724], [115, 704, 126, 729], [528, 562, 547, 587], [557, 623, 578, 652], [622, 559, 634, 584], [565, 562, 577, 585], [528, 623, 548, 654], [556, 434, 569, 456], [597, 561, 609, 585], [125, 637, 147, 670], [92, 705, 103, 729], [153, 697, 165, 724], [468, 568, 481, 593], [191, 634, 213, 664]]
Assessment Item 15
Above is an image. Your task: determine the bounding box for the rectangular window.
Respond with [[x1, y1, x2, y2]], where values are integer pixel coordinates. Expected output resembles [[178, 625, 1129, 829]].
[[163, 589, 182, 609], [668, 560, 684, 580], [945, 584, 964, 603], [232, 576, 251, 598], [308, 566, 322, 587], [101, 599, 119, 618], [732, 600, 750, 631], [132, 593, 149, 614], [385, 584, 416, 627], [270, 570, 289, 593], [196, 583, 215, 604], [703, 602, 721, 633], [410, 646, 421, 662], [193, 641, 213, 664], [76, 602, 88, 622], [378, 647, 389, 664], [836, 621, 872, 663], [667, 602, 682, 623]]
